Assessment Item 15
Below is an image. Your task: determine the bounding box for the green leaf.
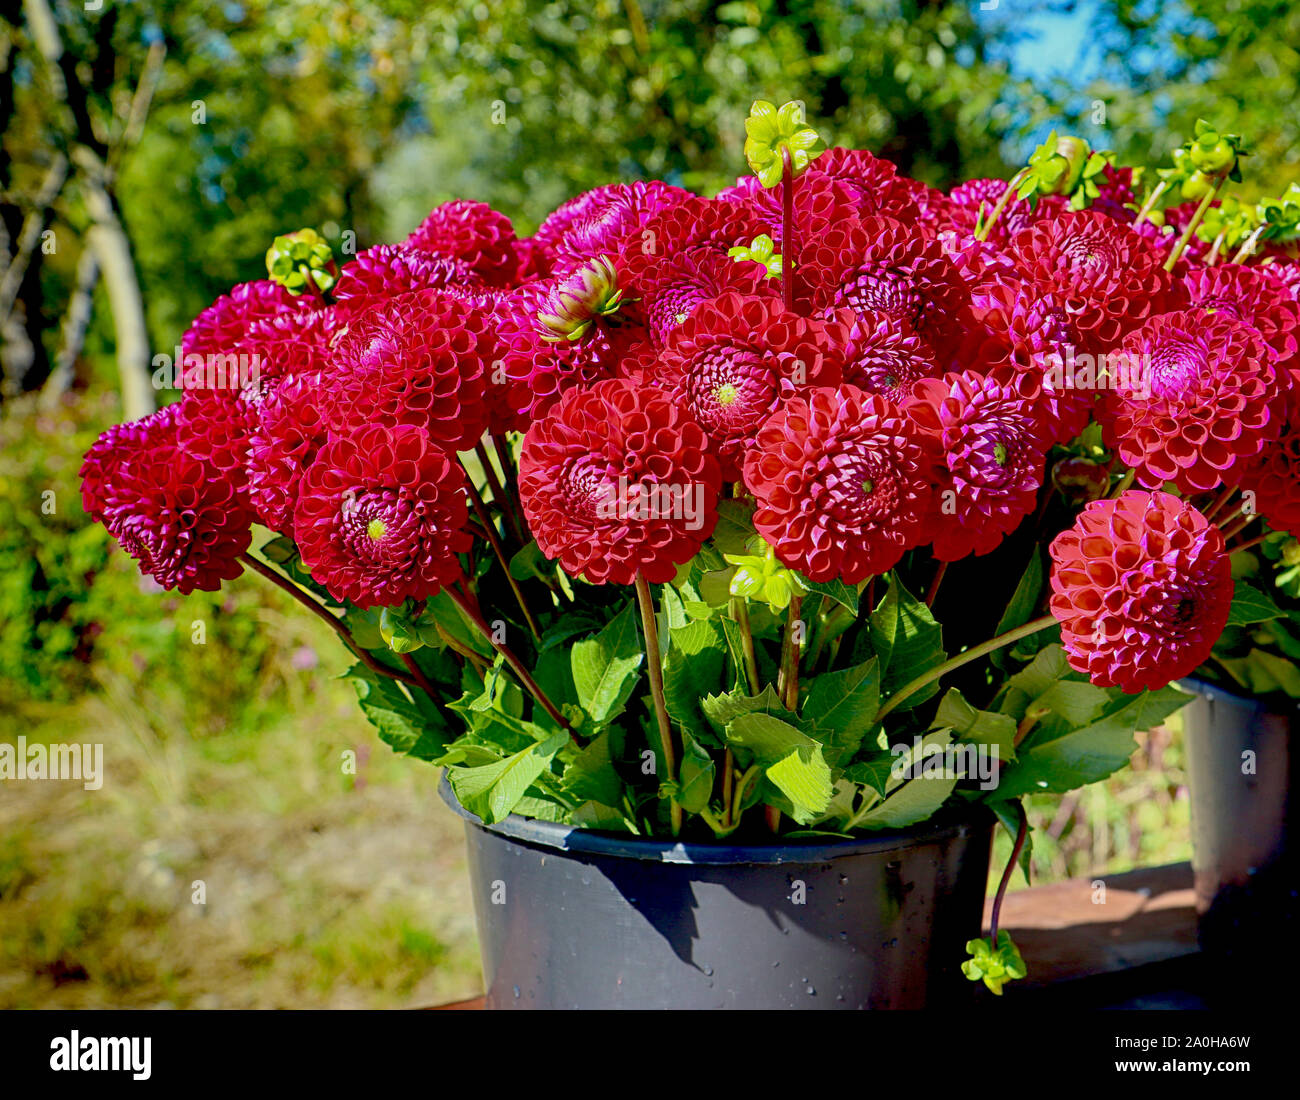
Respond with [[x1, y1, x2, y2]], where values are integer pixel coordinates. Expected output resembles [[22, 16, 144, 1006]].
[[701, 683, 795, 734], [662, 618, 727, 733], [1226, 580, 1286, 625], [508, 540, 554, 584], [711, 498, 757, 555], [870, 575, 946, 710], [347, 665, 450, 762], [724, 713, 832, 824], [934, 688, 1016, 759], [797, 575, 858, 615], [992, 549, 1044, 670], [996, 684, 1190, 799], [676, 729, 715, 813], [995, 643, 1071, 719], [560, 729, 624, 806], [571, 601, 644, 725], [448, 732, 569, 824], [842, 753, 894, 797], [424, 590, 494, 657], [803, 657, 880, 767]]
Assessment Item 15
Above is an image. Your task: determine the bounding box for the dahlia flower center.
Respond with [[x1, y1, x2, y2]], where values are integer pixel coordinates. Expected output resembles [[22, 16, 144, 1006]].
[[1061, 233, 1117, 272], [1148, 336, 1206, 397], [559, 456, 618, 520], [686, 347, 773, 436], [813, 445, 896, 525], [837, 268, 924, 327], [1198, 295, 1242, 321], [341, 489, 420, 564]]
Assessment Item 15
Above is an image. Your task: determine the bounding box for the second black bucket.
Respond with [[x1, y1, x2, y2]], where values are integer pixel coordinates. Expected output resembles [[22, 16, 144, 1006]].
[[440, 774, 993, 1009]]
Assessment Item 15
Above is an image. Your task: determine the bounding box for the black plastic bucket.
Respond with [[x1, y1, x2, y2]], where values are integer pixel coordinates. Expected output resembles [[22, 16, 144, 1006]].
[[1180, 679, 1298, 988], [440, 774, 993, 1009]]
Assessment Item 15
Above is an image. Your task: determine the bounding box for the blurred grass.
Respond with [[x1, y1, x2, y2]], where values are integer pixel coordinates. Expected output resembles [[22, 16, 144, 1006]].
[[0, 581, 481, 1009]]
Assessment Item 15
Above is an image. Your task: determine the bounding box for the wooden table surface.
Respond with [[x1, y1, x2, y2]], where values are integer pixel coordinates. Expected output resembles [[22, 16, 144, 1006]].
[[428, 861, 1199, 1010]]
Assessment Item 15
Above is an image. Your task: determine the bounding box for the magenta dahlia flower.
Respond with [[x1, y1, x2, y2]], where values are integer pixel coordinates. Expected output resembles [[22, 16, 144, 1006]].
[[743, 385, 937, 583], [1099, 308, 1283, 493], [1049, 491, 1232, 692], [654, 292, 840, 479], [518, 378, 722, 585], [405, 200, 518, 286], [905, 367, 1051, 561], [80, 404, 253, 593], [294, 422, 472, 609]]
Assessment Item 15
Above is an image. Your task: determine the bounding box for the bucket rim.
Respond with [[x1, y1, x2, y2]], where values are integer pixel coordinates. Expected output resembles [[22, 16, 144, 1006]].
[[438, 771, 992, 866]]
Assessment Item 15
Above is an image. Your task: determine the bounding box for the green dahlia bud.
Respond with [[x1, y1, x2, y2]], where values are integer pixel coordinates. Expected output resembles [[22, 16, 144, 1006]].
[[724, 538, 806, 613], [727, 234, 782, 277], [744, 100, 825, 189], [961, 931, 1027, 996], [1181, 171, 1216, 202], [266, 228, 337, 294], [1187, 118, 1247, 179], [1028, 132, 1092, 198], [536, 256, 626, 342]]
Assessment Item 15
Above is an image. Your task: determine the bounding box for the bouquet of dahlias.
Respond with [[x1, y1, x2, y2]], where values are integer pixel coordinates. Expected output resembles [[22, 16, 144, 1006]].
[[81, 104, 1300, 993]]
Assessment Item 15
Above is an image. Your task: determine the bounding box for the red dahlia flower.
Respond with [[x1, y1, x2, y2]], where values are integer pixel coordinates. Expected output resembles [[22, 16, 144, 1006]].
[[799, 215, 973, 358], [406, 200, 518, 286], [180, 278, 303, 363], [1099, 308, 1282, 493], [636, 245, 772, 349], [518, 378, 721, 585], [742, 385, 937, 583], [1008, 209, 1184, 355], [248, 373, 331, 535], [80, 404, 253, 593], [654, 292, 840, 479], [319, 289, 496, 453], [1182, 263, 1300, 374], [1049, 491, 1232, 692], [905, 367, 1051, 561], [1235, 371, 1300, 535], [294, 423, 471, 609], [333, 244, 483, 304]]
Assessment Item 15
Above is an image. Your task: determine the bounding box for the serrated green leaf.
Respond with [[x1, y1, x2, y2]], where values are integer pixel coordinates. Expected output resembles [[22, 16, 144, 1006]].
[[711, 498, 757, 555], [992, 549, 1044, 670], [676, 729, 715, 813], [803, 657, 880, 766], [870, 575, 945, 710], [701, 683, 794, 734], [724, 712, 831, 823], [571, 601, 644, 725], [1226, 580, 1285, 625], [934, 687, 1016, 759], [447, 732, 569, 824]]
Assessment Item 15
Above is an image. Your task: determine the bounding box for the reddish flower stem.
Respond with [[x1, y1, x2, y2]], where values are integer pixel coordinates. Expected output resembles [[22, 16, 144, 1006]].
[[462, 473, 542, 641], [781, 146, 797, 312], [635, 572, 682, 835], [475, 439, 525, 546], [989, 801, 1029, 947]]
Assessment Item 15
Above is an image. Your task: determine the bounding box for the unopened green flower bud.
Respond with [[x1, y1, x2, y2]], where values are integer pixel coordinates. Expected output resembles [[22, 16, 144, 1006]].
[[744, 100, 825, 189], [266, 228, 337, 295], [727, 234, 782, 277], [1181, 171, 1216, 201]]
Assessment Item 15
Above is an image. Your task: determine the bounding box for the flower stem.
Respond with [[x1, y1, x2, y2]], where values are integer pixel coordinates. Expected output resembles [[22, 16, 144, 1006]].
[[1107, 467, 1136, 499], [1206, 229, 1228, 266], [781, 146, 798, 312], [238, 552, 423, 692], [1164, 179, 1223, 272], [636, 572, 682, 835], [475, 439, 525, 546], [1232, 224, 1268, 265], [925, 560, 948, 608], [1132, 179, 1167, 228], [446, 583, 578, 743], [400, 653, 445, 706], [1230, 531, 1270, 555], [463, 474, 542, 642], [730, 596, 762, 694], [989, 801, 1029, 947], [1202, 484, 1238, 522], [875, 614, 1058, 722], [777, 594, 804, 711], [975, 168, 1030, 242]]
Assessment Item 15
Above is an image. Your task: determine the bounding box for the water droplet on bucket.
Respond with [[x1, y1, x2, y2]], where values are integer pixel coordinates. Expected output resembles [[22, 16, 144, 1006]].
[[512, 986, 521, 999], [838, 874, 849, 885], [805, 985, 816, 995], [703, 965, 714, 976]]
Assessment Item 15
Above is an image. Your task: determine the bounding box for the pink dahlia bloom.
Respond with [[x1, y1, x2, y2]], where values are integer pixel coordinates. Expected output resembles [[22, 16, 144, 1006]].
[[743, 385, 937, 583], [294, 422, 472, 609], [1235, 370, 1300, 535], [180, 279, 303, 363], [1049, 491, 1232, 692], [905, 367, 1051, 561], [1182, 262, 1300, 374], [406, 200, 518, 286], [319, 289, 496, 453], [333, 244, 484, 304], [79, 403, 253, 593], [248, 373, 330, 535], [637, 245, 772, 349], [519, 377, 722, 585], [531, 181, 691, 273], [1099, 308, 1283, 493], [822, 309, 941, 404], [654, 292, 840, 480]]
